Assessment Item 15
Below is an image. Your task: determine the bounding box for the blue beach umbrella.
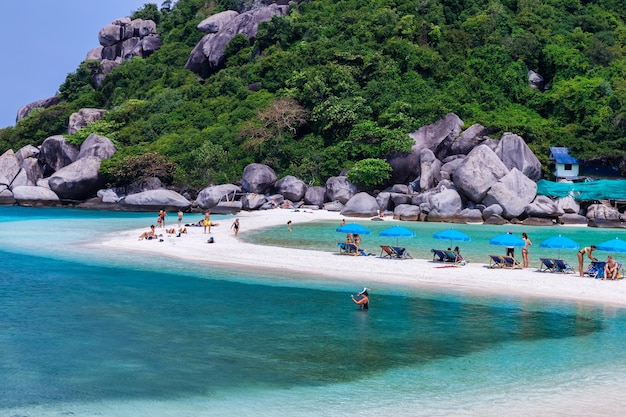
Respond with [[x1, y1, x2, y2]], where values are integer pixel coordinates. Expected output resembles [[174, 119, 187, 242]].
[[433, 229, 471, 248], [489, 233, 525, 247], [336, 223, 371, 235], [380, 225, 416, 246], [539, 235, 579, 259], [597, 238, 626, 254]]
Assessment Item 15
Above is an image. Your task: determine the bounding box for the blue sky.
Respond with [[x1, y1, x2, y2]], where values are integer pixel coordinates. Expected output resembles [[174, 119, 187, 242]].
[[0, 0, 151, 128]]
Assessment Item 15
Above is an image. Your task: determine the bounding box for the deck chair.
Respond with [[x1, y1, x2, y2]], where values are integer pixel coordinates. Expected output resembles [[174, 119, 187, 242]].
[[380, 245, 397, 258], [584, 261, 606, 278], [502, 256, 522, 269], [489, 254, 506, 268], [432, 249, 450, 262], [539, 258, 557, 272], [553, 259, 574, 273], [337, 242, 357, 255], [393, 246, 412, 259]]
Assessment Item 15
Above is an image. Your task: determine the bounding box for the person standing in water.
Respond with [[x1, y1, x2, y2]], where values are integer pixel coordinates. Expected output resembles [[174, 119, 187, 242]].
[[350, 288, 369, 310]]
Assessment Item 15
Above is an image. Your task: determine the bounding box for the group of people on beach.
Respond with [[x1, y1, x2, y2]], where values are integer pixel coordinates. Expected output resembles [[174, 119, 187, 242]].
[[576, 245, 620, 280]]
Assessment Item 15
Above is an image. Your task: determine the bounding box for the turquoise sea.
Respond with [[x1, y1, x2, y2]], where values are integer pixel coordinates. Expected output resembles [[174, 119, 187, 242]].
[[2, 206, 626, 416]]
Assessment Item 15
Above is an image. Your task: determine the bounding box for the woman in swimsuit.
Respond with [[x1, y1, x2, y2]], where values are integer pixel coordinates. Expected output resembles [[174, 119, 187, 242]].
[[578, 245, 598, 277], [350, 288, 369, 310], [231, 218, 240, 236], [521, 232, 532, 268]]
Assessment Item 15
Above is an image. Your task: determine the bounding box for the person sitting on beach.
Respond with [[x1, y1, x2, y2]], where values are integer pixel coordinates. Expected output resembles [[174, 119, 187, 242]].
[[165, 228, 176, 234], [578, 245, 598, 277], [604, 255, 619, 280], [353, 234, 362, 248], [138, 225, 156, 240], [346, 233, 354, 244], [350, 288, 369, 310], [453, 246, 465, 262], [179, 227, 187, 234]]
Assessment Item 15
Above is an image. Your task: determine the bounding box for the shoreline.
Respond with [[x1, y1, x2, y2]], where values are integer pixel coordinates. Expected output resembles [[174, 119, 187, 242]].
[[98, 209, 626, 308]]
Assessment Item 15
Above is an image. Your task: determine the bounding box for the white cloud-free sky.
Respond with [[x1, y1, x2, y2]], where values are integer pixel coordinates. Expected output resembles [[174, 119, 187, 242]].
[[0, 0, 152, 128]]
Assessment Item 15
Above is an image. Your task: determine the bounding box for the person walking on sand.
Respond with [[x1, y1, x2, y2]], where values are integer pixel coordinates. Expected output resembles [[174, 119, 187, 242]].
[[521, 232, 532, 268], [158, 209, 166, 228], [350, 287, 369, 310], [578, 245, 598, 277], [287, 220, 292, 232], [231, 218, 240, 236]]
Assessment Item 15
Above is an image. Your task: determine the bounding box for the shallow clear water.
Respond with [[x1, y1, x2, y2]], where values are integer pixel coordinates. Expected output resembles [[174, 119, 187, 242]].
[[2, 207, 626, 416]]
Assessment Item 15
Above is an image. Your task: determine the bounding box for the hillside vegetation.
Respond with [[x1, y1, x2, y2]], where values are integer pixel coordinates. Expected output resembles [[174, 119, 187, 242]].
[[1, 0, 625, 190]]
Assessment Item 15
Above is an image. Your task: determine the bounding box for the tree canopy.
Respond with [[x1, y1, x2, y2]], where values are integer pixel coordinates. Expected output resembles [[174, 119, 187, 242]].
[[1, 0, 625, 188]]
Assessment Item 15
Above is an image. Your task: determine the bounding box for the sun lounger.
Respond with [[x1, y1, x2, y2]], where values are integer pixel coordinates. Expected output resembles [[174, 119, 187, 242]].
[[584, 261, 605, 278], [432, 249, 453, 262], [338, 242, 356, 255], [393, 246, 412, 259], [553, 258, 574, 273], [502, 256, 522, 269], [539, 258, 557, 272], [489, 254, 506, 268]]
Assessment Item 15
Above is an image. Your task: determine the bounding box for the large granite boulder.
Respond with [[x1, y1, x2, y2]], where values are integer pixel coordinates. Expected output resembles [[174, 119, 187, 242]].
[[494, 133, 542, 181], [440, 157, 465, 181], [48, 156, 104, 200], [427, 188, 463, 221], [122, 189, 191, 210], [126, 177, 163, 195], [241, 163, 277, 194], [197, 10, 239, 33], [386, 152, 420, 185], [0, 185, 16, 205], [16, 96, 60, 122], [482, 168, 537, 219], [556, 195, 580, 214], [525, 195, 564, 218], [196, 184, 241, 209], [274, 175, 306, 202], [409, 113, 464, 154], [454, 145, 509, 203], [558, 213, 588, 225], [393, 204, 420, 221], [185, 4, 288, 74], [482, 204, 503, 220], [304, 186, 326, 208], [586, 203, 621, 221], [0, 150, 20, 185], [14, 161, 42, 187], [68, 109, 107, 135], [341, 192, 379, 217], [77, 134, 117, 160], [325, 176, 357, 204], [241, 193, 267, 210], [38, 135, 80, 174], [15, 145, 39, 164], [436, 123, 492, 159], [419, 148, 441, 190], [12, 185, 60, 206]]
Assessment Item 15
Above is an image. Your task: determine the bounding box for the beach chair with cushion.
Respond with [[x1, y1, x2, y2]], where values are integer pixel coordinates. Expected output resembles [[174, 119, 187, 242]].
[[338, 242, 357, 255], [444, 250, 467, 265], [553, 259, 574, 274], [432, 249, 451, 262], [489, 254, 506, 268], [584, 261, 606, 278], [539, 258, 557, 272], [502, 256, 522, 269], [393, 246, 412, 259]]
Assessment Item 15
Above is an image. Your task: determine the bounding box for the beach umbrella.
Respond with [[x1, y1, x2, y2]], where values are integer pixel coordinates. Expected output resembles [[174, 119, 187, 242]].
[[597, 238, 626, 254], [539, 235, 579, 259], [433, 229, 471, 248], [336, 223, 371, 235], [489, 233, 525, 247], [379, 225, 416, 246]]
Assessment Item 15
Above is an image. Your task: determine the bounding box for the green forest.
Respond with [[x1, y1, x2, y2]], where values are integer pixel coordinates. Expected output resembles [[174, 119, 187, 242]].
[[1, 0, 625, 191]]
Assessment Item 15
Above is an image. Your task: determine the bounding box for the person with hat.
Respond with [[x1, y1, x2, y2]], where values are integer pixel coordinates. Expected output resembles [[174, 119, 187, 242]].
[[350, 288, 369, 310]]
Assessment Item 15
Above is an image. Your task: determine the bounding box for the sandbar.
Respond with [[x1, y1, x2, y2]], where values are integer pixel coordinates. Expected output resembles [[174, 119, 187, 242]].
[[99, 209, 626, 308]]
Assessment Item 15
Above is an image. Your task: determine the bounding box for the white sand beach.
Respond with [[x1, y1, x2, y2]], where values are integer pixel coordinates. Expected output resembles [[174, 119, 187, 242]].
[[100, 209, 626, 308]]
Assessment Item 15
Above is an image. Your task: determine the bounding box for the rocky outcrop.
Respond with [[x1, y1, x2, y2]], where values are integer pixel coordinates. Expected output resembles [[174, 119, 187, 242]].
[[494, 133, 542, 181], [98, 18, 160, 61], [197, 10, 240, 33], [482, 168, 537, 219], [341, 192, 379, 217], [185, 4, 288, 74], [38, 136, 80, 174], [274, 175, 306, 202], [48, 156, 104, 200], [326, 176, 357, 204], [241, 163, 277, 194], [410, 113, 463, 154], [304, 186, 326, 208], [16, 97, 60, 122], [77, 134, 117, 160], [196, 184, 241, 209], [122, 189, 191, 210], [427, 188, 463, 221], [12, 185, 60, 206], [68, 109, 107, 135], [454, 145, 509, 203]]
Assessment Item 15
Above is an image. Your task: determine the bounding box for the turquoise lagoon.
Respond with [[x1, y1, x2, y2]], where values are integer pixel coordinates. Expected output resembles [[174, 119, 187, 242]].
[[1, 206, 626, 416]]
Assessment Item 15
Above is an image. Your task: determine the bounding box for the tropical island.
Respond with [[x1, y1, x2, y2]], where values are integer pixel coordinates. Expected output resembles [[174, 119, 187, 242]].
[[0, 0, 625, 227]]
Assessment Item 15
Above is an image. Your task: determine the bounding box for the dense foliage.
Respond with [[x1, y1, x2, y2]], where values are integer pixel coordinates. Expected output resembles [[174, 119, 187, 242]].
[[1, 0, 625, 189]]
